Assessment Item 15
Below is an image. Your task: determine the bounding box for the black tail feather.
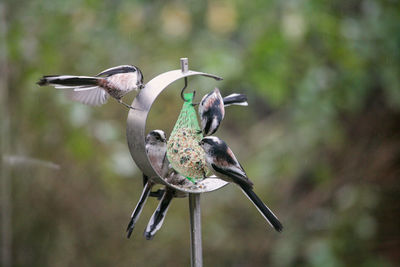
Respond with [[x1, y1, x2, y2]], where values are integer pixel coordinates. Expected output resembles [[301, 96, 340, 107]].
[[37, 75, 99, 87], [126, 182, 152, 238], [144, 189, 174, 240], [222, 93, 248, 106], [37, 75, 57, 86], [240, 186, 283, 232]]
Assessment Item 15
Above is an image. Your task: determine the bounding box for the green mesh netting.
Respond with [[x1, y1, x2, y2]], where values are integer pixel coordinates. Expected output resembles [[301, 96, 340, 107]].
[[167, 93, 207, 183]]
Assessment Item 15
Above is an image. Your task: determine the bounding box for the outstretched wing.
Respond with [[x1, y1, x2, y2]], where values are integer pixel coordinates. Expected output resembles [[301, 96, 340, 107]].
[[68, 87, 109, 106]]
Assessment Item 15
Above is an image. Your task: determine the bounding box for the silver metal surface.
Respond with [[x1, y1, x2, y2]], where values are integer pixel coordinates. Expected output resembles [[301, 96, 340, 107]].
[[126, 60, 229, 193], [180, 58, 189, 73], [189, 194, 202, 267]]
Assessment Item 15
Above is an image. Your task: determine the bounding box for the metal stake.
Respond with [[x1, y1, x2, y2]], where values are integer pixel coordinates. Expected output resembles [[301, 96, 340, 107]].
[[183, 57, 203, 266], [189, 193, 202, 267]]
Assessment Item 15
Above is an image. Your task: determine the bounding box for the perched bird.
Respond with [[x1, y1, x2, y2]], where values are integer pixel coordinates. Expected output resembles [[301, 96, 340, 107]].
[[199, 136, 283, 232], [198, 88, 248, 136], [144, 170, 188, 240], [37, 65, 144, 109], [126, 130, 169, 238]]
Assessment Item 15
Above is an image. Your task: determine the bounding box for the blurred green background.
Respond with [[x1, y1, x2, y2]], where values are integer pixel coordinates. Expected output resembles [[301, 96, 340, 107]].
[[1, 0, 400, 266]]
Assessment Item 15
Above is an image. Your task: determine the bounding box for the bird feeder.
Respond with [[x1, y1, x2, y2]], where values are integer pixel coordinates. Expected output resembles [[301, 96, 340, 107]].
[[126, 58, 228, 267]]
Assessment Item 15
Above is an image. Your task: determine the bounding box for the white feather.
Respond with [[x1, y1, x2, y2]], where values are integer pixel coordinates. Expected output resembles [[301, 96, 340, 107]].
[[55, 85, 99, 91], [73, 86, 99, 91], [55, 85, 75, 89], [47, 75, 98, 81], [106, 73, 139, 93], [69, 87, 109, 106], [224, 102, 248, 107]]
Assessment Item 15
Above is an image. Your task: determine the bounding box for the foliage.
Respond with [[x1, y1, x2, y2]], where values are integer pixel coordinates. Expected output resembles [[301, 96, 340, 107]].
[[2, 0, 400, 266]]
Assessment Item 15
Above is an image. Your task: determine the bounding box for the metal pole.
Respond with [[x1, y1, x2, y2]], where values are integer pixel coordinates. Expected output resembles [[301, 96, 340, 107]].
[[189, 193, 202, 267], [182, 57, 203, 266]]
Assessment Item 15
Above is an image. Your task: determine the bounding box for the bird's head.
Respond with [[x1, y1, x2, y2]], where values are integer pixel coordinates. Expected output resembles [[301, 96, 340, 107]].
[[146, 130, 167, 145], [133, 65, 145, 89], [199, 136, 222, 153]]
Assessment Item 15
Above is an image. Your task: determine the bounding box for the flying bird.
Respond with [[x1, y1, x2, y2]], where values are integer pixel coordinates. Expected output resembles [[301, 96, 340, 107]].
[[37, 65, 144, 109], [199, 136, 283, 232], [198, 88, 248, 136]]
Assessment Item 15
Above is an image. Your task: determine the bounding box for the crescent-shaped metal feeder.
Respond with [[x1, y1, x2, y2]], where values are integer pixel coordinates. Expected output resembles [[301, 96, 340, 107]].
[[126, 58, 228, 267], [126, 59, 228, 194]]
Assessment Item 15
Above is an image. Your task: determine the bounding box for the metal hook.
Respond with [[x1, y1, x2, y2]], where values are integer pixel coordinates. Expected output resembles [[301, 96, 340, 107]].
[[180, 77, 189, 102], [180, 77, 200, 106]]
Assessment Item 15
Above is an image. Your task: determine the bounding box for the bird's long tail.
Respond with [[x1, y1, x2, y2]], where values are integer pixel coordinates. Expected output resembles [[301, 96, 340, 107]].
[[239, 186, 283, 232], [223, 93, 248, 107], [37, 75, 101, 88], [144, 188, 174, 240], [126, 181, 153, 238]]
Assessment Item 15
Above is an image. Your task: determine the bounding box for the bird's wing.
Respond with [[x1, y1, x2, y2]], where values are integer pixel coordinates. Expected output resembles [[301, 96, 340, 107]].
[[68, 87, 109, 106], [223, 146, 248, 176], [211, 163, 253, 188], [96, 65, 136, 77], [160, 152, 170, 178]]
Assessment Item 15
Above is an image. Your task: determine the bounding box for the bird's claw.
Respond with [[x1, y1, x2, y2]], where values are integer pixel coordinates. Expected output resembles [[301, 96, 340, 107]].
[[118, 99, 137, 110]]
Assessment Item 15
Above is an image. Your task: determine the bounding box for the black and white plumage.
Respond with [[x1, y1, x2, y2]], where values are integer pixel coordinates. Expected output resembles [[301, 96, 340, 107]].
[[126, 130, 169, 238], [37, 65, 144, 109], [143, 188, 174, 240], [199, 136, 283, 232], [199, 88, 248, 136], [144, 170, 188, 240], [222, 93, 248, 107]]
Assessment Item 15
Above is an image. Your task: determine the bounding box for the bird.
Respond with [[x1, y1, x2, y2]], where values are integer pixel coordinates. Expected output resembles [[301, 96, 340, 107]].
[[199, 136, 283, 232], [144, 170, 189, 240], [37, 65, 144, 109], [126, 130, 169, 238], [198, 88, 248, 136]]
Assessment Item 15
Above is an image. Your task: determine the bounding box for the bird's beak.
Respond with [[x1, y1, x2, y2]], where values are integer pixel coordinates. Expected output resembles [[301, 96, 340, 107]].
[[198, 141, 202, 146]]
